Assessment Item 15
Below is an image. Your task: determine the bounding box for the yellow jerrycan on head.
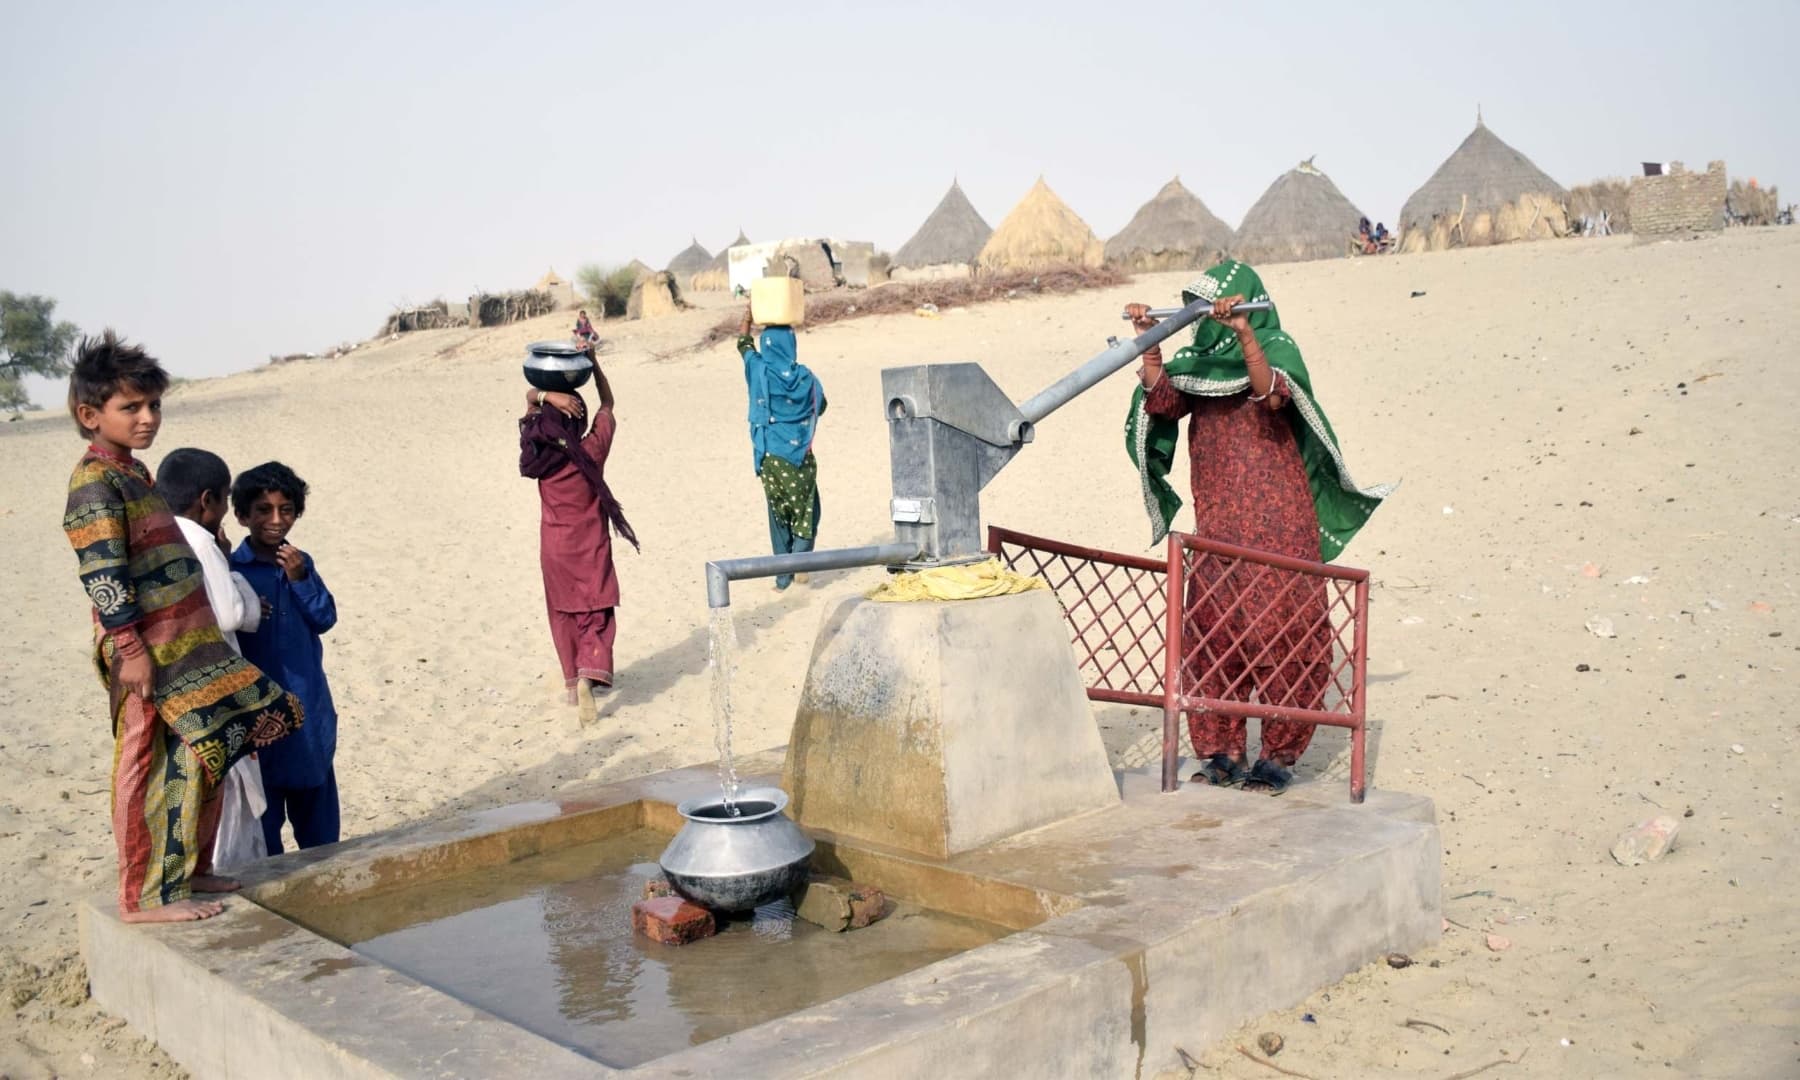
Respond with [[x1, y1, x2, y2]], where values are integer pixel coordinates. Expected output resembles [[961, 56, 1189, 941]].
[[751, 276, 805, 326]]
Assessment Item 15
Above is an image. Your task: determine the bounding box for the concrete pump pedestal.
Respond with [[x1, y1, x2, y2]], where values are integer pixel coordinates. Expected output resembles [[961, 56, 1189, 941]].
[[782, 590, 1121, 858]]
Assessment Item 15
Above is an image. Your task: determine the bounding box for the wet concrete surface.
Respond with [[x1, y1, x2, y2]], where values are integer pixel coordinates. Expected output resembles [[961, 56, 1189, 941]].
[[287, 828, 1006, 1067]]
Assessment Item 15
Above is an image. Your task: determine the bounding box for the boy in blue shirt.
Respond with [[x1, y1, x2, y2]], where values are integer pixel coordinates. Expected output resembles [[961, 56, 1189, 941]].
[[230, 461, 340, 853]]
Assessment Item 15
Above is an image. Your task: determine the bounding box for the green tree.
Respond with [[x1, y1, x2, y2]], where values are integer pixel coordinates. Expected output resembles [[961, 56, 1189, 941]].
[[1, 292, 80, 412], [575, 264, 640, 319]]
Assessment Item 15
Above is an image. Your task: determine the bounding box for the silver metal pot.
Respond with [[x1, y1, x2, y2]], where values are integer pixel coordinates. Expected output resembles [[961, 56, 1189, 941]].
[[658, 787, 814, 912], [523, 341, 593, 392]]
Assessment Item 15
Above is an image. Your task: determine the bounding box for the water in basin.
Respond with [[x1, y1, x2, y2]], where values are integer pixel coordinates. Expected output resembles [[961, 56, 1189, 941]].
[[273, 828, 1008, 1068]]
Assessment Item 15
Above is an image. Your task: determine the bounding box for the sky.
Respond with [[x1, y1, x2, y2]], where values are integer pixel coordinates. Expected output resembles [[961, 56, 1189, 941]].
[[3, 0, 1796, 402]]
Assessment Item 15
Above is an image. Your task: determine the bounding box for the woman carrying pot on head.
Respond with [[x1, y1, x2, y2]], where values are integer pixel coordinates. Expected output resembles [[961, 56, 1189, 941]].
[[1123, 261, 1390, 795], [522, 346, 639, 722]]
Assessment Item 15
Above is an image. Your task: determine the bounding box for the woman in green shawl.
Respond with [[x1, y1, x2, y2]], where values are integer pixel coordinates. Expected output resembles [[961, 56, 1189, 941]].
[[1125, 261, 1390, 794]]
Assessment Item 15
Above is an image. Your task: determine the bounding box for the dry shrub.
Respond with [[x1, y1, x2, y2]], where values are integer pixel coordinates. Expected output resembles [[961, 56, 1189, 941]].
[[697, 264, 1129, 348], [577, 264, 639, 318], [1727, 180, 1780, 226], [1568, 179, 1632, 233]]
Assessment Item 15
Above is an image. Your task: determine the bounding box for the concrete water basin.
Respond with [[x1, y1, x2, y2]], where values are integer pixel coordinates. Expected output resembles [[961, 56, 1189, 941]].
[[82, 750, 1439, 1078]]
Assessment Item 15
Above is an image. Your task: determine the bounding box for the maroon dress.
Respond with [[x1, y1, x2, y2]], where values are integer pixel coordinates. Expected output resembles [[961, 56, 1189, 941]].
[[1144, 371, 1330, 765], [536, 409, 619, 697]]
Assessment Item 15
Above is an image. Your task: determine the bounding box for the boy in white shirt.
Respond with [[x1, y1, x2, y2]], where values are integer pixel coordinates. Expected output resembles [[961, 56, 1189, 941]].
[[155, 448, 270, 872]]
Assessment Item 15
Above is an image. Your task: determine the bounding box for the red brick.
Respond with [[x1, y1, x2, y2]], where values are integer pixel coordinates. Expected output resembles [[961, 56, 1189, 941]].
[[632, 896, 716, 945], [847, 887, 887, 928]]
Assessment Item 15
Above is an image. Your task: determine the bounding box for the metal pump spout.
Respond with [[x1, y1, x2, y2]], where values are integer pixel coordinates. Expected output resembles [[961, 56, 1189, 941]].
[[705, 542, 922, 608], [701, 298, 1268, 599]]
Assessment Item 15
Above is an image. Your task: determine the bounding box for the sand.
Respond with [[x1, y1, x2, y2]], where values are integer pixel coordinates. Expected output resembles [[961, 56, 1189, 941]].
[[1, 228, 1796, 1078]]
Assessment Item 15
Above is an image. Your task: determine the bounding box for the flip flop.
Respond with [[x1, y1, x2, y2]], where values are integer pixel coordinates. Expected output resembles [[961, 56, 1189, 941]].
[[1190, 754, 1248, 788], [1243, 759, 1293, 796]]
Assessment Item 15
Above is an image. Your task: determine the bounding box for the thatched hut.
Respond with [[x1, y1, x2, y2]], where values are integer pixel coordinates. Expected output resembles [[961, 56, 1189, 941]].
[[666, 239, 712, 279], [1104, 176, 1234, 272], [1232, 158, 1368, 265], [469, 289, 558, 328], [1397, 119, 1568, 252], [691, 231, 750, 292], [624, 258, 655, 281], [892, 180, 993, 282], [380, 301, 458, 336], [626, 271, 685, 320], [977, 177, 1104, 274], [533, 268, 579, 309]]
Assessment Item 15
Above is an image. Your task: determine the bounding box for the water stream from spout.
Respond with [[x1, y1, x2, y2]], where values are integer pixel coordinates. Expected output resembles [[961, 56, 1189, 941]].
[[707, 606, 743, 815]]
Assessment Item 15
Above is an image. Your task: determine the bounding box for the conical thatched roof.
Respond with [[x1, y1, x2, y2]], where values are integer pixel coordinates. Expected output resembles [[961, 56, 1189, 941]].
[[691, 231, 750, 292], [1232, 159, 1368, 265], [1104, 176, 1235, 272], [1397, 121, 1569, 250], [893, 181, 992, 269], [666, 238, 712, 277], [977, 177, 1104, 273], [624, 258, 654, 281], [705, 230, 751, 272], [1400, 121, 1565, 228]]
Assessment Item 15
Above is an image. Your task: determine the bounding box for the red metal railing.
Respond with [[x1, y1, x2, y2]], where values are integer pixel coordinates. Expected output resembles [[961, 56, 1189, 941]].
[[984, 527, 1169, 707], [987, 526, 1371, 802]]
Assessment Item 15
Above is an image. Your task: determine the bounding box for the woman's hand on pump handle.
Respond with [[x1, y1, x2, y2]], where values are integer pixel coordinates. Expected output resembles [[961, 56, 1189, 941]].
[[1212, 294, 1251, 334], [1126, 303, 1163, 388], [1126, 296, 1252, 335]]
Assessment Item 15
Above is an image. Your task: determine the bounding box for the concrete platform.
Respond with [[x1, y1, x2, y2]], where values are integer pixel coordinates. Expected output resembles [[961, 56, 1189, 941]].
[[82, 751, 1440, 1078]]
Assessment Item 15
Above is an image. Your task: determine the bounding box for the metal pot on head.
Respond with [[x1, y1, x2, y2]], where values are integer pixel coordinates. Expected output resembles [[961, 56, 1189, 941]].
[[523, 340, 594, 393], [658, 787, 814, 912]]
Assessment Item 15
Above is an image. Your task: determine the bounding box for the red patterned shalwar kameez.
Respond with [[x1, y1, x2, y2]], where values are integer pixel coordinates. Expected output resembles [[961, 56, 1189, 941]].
[[1143, 371, 1332, 766]]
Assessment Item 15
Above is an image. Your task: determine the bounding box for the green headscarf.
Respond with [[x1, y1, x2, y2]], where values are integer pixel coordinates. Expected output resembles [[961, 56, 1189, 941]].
[[1123, 261, 1394, 561]]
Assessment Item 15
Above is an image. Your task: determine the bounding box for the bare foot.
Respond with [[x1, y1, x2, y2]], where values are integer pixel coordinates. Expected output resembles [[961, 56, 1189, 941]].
[[192, 874, 240, 893], [120, 897, 225, 923], [577, 678, 597, 725]]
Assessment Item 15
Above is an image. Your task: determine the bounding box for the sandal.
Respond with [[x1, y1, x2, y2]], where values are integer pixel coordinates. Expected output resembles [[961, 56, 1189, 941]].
[[1190, 754, 1248, 787], [1242, 759, 1293, 796]]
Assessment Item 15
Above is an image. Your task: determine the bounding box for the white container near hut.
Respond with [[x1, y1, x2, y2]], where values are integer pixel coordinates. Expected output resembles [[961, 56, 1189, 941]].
[[751, 277, 805, 326]]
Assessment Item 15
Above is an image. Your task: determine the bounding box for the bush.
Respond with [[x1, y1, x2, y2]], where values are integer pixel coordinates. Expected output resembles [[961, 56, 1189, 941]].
[[577, 264, 640, 318]]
